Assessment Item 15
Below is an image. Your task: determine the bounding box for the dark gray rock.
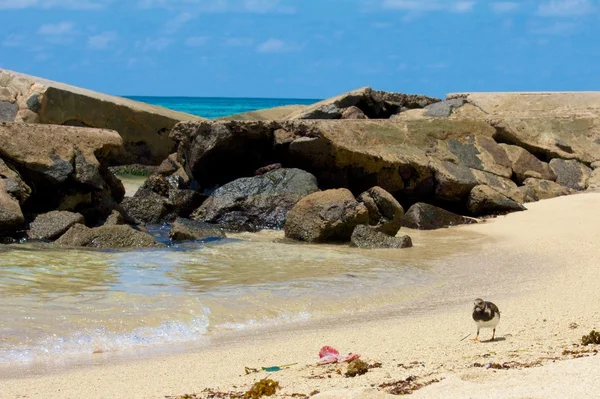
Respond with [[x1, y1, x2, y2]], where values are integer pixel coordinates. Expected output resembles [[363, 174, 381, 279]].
[[467, 185, 526, 216], [401, 203, 477, 230], [168, 189, 207, 219], [26, 93, 41, 113], [0, 101, 18, 122], [350, 225, 412, 249], [424, 98, 466, 118], [121, 192, 169, 225], [75, 151, 105, 190], [192, 168, 319, 231], [169, 218, 226, 241], [28, 211, 85, 240], [432, 161, 478, 201], [0, 179, 24, 234], [357, 186, 404, 236], [500, 144, 556, 183], [549, 158, 592, 191], [56, 224, 164, 248], [284, 188, 369, 243], [304, 104, 343, 119]]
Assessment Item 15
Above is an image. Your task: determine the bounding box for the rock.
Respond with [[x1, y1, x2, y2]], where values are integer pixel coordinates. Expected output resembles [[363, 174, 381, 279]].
[[519, 178, 574, 202], [121, 192, 169, 225], [284, 189, 369, 242], [103, 210, 125, 226], [170, 120, 277, 189], [0, 158, 31, 204], [587, 169, 600, 191], [0, 100, 18, 121], [467, 185, 526, 216], [56, 224, 164, 248], [168, 189, 207, 219], [401, 203, 477, 230], [285, 87, 440, 120], [350, 225, 412, 249], [255, 163, 282, 175], [341, 106, 367, 119], [217, 104, 308, 121], [0, 68, 204, 164], [591, 161, 600, 170], [0, 179, 24, 234], [424, 98, 466, 118], [549, 158, 592, 191], [169, 218, 226, 241], [0, 122, 124, 221], [28, 211, 85, 240], [357, 186, 404, 235], [431, 160, 479, 201], [500, 144, 556, 183], [192, 168, 319, 231]]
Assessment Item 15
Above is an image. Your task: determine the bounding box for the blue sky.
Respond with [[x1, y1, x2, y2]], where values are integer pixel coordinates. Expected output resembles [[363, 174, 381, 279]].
[[0, 0, 598, 99]]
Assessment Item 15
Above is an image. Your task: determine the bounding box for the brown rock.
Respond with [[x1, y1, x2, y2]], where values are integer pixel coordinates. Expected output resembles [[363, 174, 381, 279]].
[[28, 211, 85, 240], [519, 178, 574, 202], [0, 179, 24, 233], [168, 218, 226, 241], [350, 225, 412, 249], [284, 189, 369, 242], [56, 224, 164, 248], [401, 203, 477, 230], [467, 185, 526, 216], [357, 186, 404, 236], [500, 144, 556, 183], [549, 158, 592, 191], [341, 106, 367, 119]]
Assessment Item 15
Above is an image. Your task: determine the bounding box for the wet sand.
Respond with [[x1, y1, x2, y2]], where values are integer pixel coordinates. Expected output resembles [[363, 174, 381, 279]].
[[2, 192, 599, 399]]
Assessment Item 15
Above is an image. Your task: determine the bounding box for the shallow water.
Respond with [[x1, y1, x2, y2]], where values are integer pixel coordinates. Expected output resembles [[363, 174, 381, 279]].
[[0, 227, 487, 368]]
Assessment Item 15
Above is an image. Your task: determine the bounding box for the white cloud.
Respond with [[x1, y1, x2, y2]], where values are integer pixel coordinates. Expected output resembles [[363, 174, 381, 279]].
[[37, 22, 75, 36], [185, 36, 209, 46], [138, 0, 295, 13], [137, 37, 171, 51], [0, 0, 108, 9], [223, 37, 254, 47], [537, 0, 594, 16], [491, 2, 519, 13], [256, 38, 302, 53], [164, 12, 195, 33], [382, 0, 476, 13], [88, 31, 117, 49]]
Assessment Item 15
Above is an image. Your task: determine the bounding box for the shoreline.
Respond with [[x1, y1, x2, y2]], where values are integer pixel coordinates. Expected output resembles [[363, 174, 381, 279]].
[[2, 192, 600, 398]]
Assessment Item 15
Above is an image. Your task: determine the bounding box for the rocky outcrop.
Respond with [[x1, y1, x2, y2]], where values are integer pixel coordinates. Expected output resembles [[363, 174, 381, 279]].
[[0, 68, 204, 164], [218, 104, 308, 121], [519, 178, 573, 202], [169, 218, 226, 241], [28, 211, 84, 240], [0, 179, 24, 234], [357, 186, 404, 235], [285, 87, 440, 120], [500, 144, 556, 183], [588, 169, 600, 191], [192, 168, 319, 231], [549, 159, 592, 191], [423, 98, 466, 118], [350, 225, 412, 249], [467, 185, 526, 216], [401, 203, 477, 230], [0, 122, 125, 229], [284, 189, 368, 243], [56, 224, 164, 248]]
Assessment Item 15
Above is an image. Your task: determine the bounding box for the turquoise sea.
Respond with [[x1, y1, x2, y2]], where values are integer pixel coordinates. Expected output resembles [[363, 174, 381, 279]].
[[127, 96, 320, 119]]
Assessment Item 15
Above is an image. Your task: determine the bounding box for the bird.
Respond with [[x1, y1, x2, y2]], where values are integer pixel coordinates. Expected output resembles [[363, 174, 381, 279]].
[[472, 298, 500, 342]]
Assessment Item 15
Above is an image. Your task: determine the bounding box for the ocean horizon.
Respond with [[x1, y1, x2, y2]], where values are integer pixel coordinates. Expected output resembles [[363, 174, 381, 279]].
[[126, 96, 321, 119]]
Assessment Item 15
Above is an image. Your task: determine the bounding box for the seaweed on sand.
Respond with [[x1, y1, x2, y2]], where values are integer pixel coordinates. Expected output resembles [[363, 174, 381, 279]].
[[581, 330, 600, 346], [243, 379, 280, 399], [379, 375, 441, 395]]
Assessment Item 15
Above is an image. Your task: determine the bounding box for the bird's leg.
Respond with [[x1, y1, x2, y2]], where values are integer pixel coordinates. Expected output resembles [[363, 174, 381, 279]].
[[473, 328, 480, 342], [491, 328, 496, 341]]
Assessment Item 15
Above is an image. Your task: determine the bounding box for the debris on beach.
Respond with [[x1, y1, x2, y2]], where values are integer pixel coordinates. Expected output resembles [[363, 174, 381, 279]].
[[243, 379, 280, 399], [397, 361, 425, 370], [379, 375, 442, 395], [581, 330, 600, 346], [562, 347, 599, 358], [345, 359, 369, 377], [317, 345, 360, 365], [472, 360, 543, 370]]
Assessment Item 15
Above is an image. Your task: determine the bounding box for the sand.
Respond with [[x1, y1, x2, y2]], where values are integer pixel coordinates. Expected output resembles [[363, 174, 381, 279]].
[[2, 192, 600, 399]]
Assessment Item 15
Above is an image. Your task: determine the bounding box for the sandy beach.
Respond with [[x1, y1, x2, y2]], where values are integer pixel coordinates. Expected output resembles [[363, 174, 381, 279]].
[[2, 192, 599, 399]]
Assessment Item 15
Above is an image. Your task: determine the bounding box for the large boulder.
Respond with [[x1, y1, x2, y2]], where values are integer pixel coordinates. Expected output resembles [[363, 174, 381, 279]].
[[350, 225, 412, 249], [192, 168, 319, 231], [0, 157, 31, 204], [588, 169, 600, 191], [0, 68, 204, 164], [500, 144, 556, 183], [169, 218, 226, 241], [28, 211, 84, 240], [0, 122, 124, 223], [56, 224, 164, 248], [519, 178, 573, 202], [285, 87, 440, 120], [467, 185, 526, 216], [401, 203, 477, 230], [357, 186, 404, 235], [549, 158, 592, 191], [284, 189, 369, 242], [0, 179, 24, 234]]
